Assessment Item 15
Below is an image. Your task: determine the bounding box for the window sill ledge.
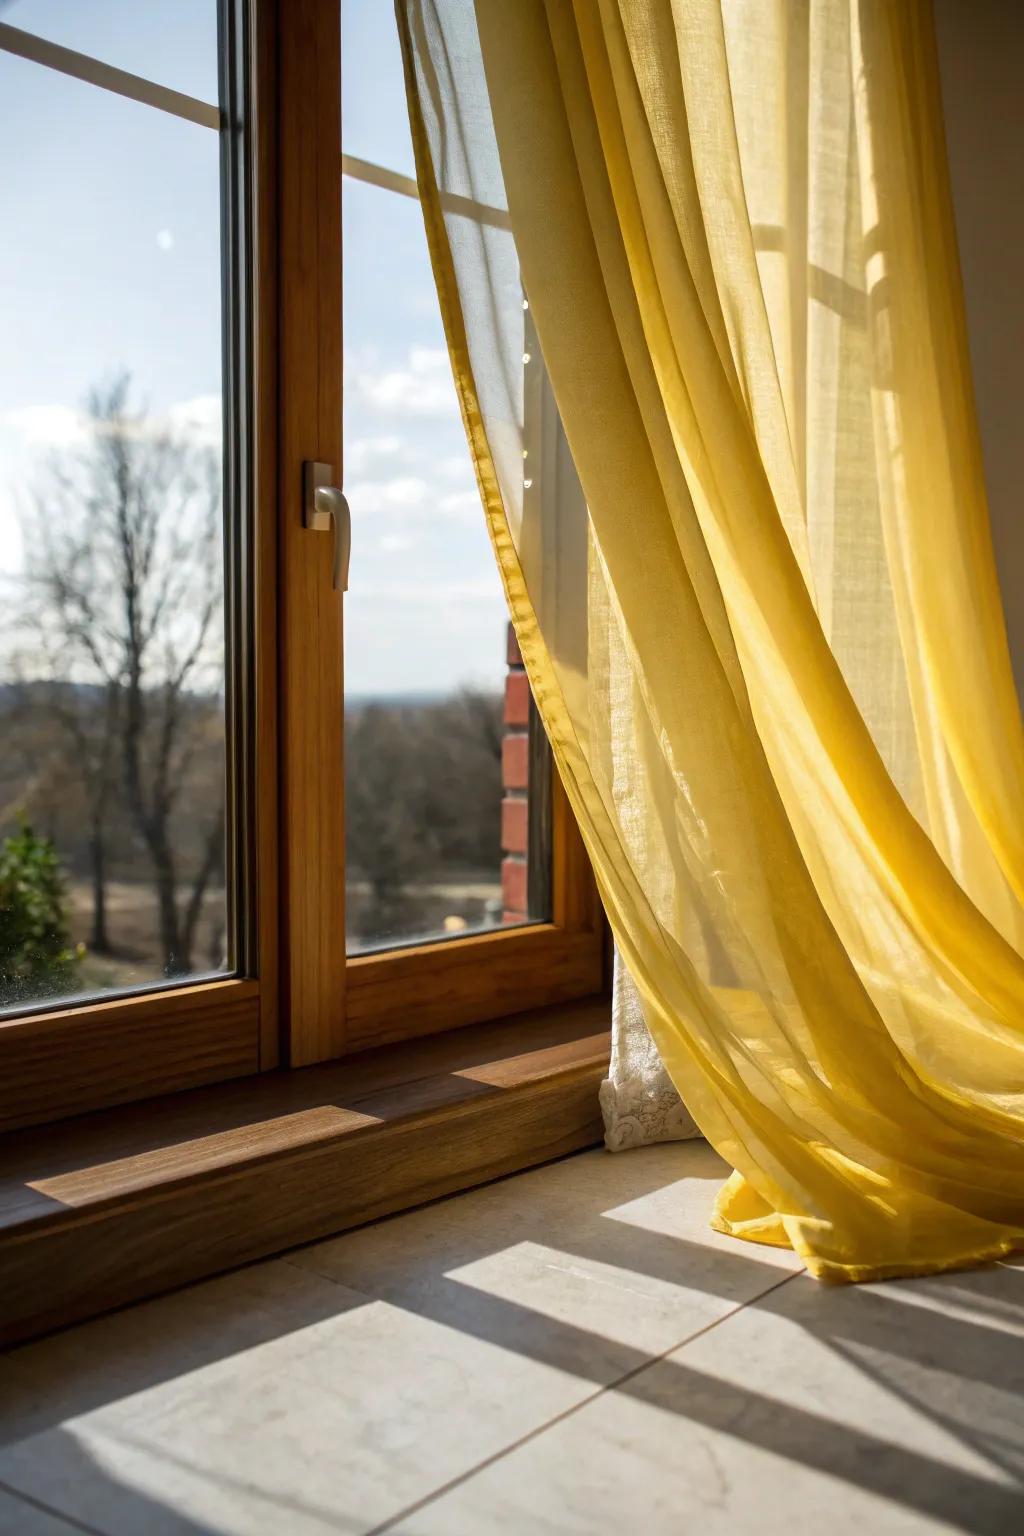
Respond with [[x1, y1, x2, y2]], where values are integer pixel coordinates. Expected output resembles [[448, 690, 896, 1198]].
[[0, 997, 610, 1346]]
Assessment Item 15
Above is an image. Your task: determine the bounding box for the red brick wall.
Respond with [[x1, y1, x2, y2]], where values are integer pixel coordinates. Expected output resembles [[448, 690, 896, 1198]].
[[501, 623, 530, 922]]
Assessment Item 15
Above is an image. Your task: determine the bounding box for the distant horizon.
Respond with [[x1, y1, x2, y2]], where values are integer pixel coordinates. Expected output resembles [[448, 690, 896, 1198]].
[[0, 678, 504, 706]]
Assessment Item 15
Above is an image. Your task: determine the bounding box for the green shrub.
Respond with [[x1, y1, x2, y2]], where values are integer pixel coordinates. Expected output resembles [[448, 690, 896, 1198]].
[[0, 822, 80, 1005]]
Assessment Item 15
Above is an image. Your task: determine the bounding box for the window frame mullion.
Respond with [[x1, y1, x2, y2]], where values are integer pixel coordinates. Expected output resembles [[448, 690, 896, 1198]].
[[275, 0, 347, 1067]]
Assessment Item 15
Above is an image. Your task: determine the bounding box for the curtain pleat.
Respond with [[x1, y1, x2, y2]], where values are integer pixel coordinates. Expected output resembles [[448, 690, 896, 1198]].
[[397, 0, 1024, 1281]]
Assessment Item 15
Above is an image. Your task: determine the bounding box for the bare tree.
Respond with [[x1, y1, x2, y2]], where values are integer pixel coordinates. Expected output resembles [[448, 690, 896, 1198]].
[[19, 374, 226, 975], [345, 688, 504, 942], [1, 638, 121, 955]]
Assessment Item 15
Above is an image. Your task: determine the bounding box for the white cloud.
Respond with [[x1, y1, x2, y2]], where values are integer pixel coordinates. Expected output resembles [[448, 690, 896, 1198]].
[[343, 475, 481, 525], [347, 476, 428, 514], [379, 533, 414, 553], [0, 485, 24, 577], [166, 394, 223, 447], [352, 346, 455, 418], [437, 489, 482, 522], [346, 435, 402, 475], [439, 454, 474, 482], [0, 404, 89, 449], [156, 228, 175, 252], [0, 395, 223, 453], [355, 577, 501, 603]]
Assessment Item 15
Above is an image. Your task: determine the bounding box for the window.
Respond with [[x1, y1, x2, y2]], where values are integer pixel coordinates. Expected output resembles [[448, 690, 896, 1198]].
[[0, 2, 261, 1128], [277, 0, 601, 1062], [340, 3, 550, 954], [0, 0, 603, 1133], [0, 6, 235, 1014]]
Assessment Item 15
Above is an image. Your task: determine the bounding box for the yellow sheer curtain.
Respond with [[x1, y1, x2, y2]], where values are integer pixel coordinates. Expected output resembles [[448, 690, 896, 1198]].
[[397, 0, 1024, 1281]]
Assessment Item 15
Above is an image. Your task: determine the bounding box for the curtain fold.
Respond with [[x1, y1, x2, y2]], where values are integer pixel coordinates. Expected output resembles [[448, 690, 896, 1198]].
[[397, 0, 1024, 1281]]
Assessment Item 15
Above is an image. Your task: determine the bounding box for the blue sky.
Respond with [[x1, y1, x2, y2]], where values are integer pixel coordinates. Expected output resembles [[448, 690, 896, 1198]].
[[0, 0, 509, 695]]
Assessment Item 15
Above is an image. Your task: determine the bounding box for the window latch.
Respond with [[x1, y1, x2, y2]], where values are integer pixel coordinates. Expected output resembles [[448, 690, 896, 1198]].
[[303, 461, 351, 591]]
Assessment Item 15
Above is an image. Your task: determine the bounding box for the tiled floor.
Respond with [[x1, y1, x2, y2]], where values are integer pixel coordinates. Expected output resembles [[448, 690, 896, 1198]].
[[0, 1142, 1021, 1535]]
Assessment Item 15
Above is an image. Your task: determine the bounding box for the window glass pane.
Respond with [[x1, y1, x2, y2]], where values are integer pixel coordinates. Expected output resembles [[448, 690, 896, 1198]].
[[0, 0, 219, 105], [0, 48, 229, 1010], [341, 0, 415, 177], [343, 169, 547, 953]]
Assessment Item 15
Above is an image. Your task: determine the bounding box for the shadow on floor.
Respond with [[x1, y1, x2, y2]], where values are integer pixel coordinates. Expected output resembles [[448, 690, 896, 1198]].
[[0, 1144, 1021, 1535]]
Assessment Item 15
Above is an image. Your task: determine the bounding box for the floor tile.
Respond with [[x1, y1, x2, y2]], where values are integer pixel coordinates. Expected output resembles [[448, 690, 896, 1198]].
[[0, 1146, 795, 1536], [0, 1260, 373, 1535], [289, 1143, 802, 1376], [387, 1260, 1024, 1536], [0, 1485, 91, 1536]]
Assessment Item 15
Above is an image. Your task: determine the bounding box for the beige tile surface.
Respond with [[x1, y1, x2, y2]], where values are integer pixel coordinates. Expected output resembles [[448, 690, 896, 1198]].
[[387, 1261, 1024, 1536], [0, 1486, 90, 1535], [3, 1143, 1018, 1536], [288, 1143, 802, 1369], [0, 1145, 796, 1536]]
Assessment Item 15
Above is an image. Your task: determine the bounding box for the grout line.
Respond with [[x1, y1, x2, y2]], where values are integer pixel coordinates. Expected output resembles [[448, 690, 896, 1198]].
[[0, 1477, 110, 1536], [363, 1265, 805, 1536]]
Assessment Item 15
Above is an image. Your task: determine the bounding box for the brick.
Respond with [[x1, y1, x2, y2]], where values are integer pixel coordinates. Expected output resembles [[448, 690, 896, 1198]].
[[501, 733, 529, 790], [501, 795, 528, 854], [502, 855, 528, 915], [506, 622, 523, 668], [503, 670, 530, 727]]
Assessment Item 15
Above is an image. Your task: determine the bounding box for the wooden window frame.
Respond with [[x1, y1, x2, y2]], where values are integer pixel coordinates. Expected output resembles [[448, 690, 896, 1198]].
[[279, 0, 603, 1066], [0, 0, 275, 1133], [0, 0, 605, 1133]]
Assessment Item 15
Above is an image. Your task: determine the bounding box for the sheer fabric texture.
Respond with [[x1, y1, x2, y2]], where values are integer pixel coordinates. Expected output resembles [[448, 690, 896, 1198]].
[[602, 949, 700, 1150], [398, 0, 1024, 1280]]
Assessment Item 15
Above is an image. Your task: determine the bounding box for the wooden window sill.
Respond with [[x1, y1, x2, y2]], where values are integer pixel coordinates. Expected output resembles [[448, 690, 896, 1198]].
[[0, 998, 610, 1346]]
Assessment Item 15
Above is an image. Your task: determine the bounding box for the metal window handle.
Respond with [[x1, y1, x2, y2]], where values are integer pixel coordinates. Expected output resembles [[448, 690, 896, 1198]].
[[303, 461, 351, 591]]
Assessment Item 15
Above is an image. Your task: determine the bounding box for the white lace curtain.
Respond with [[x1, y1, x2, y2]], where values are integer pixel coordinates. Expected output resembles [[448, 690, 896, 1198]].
[[600, 951, 700, 1151]]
